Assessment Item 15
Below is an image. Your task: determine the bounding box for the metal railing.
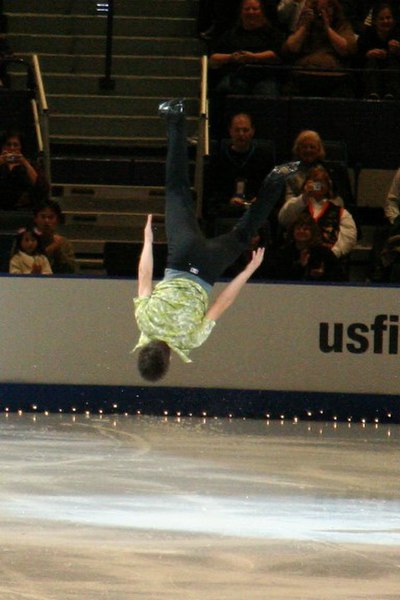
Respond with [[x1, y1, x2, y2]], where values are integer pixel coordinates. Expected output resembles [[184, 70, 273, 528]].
[[1, 55, 50, 180], [31, 54, 50, 181], [194, 56, 210, 218]]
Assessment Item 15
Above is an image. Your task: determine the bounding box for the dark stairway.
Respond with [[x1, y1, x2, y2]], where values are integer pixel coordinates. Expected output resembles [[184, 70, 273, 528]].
[[4, 0, 203, 274]]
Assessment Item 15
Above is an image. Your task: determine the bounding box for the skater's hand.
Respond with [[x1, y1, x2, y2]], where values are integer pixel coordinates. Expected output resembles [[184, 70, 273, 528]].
[[245, 247, 265, 274], [144, 214, 153, 244]]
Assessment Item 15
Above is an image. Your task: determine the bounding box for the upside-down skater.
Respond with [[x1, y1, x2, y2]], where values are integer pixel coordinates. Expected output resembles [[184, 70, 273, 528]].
[[133, 100, 282, 381]]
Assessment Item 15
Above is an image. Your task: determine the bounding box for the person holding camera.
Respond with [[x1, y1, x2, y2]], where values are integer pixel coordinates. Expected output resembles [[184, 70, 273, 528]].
[[278, 165, 357, 258], [0, 129, 48, 210], [282, 0, 357, 97]]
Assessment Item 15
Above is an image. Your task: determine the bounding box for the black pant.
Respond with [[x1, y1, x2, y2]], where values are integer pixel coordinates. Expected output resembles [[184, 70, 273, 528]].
[[164, 112, 283, 285]]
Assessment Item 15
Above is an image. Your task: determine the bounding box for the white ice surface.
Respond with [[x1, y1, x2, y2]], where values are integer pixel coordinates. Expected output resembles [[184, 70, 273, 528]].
[[1, 414, 399, 600]]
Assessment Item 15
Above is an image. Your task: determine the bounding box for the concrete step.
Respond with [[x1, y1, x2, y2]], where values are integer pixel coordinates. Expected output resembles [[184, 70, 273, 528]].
[[59, 222, 166, 246], [51, 154, 136, 186], [57, 193, 166, 215], [64, 212, 164, 228], [8, 14, 197, 37], [4, 0, 199, 18], [9, 34, 204, 56], [52, 183, 164, 199], [11, 71, 200, 97], [33, 54, 200, 77], [50, 150, 195, 187], [49, 114, 198, 139], [76, 256, 106, 276], [47, 94, 199, 117]]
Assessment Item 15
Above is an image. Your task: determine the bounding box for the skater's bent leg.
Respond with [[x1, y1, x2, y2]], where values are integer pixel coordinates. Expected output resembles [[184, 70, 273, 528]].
[[234, 168, 285, 243]]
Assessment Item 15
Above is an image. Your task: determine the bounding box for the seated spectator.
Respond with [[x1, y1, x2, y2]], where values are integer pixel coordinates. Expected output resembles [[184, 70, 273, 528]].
[[363, 0, 400, 29], [278, 0, 369, 35], [357, 2, 400, 99], [0, 129, 49, 210], [203, 112, 274, 226], [278, 165, 357, 258], [384, 165, 400, 224], [282, 0, 357, 97], [256, 129, 353, 249], [9, 224, 52, 275], [284, 129, 354, 208], [368, 166, 400, 282], [209, 0, 284, 97], [265, 211, 346, 280], [33, 200, 78, 274]]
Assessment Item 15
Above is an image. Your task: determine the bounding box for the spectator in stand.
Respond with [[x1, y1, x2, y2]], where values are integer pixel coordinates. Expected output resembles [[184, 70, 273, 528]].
[[357, 2, 400, 99], [282, 0, 357, 97], [277, 0, 370, 34], [283, 129, 354, 208], [278, 165, 357, 259], [363, 0, 400, 29], [203, 112, 274, 227], [384, 166, 400, 224], [265, 211, 346, 280], [367, 167, 400, 282], [0, 129, 49, 210], [9, 224, 52, 275], [33, 200, 78, 274], [209, 0, 284, 97]]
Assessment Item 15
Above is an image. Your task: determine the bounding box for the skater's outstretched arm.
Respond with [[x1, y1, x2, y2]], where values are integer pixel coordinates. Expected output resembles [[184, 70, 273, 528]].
[[138, 214, 154, 298], [206, 248, 265, 321]]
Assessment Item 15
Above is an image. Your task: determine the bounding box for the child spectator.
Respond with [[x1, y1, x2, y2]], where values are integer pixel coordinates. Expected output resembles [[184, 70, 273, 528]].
[[265, 212, 346, 280], [33, 200, 78, 274], [9, 225, 52, 275]]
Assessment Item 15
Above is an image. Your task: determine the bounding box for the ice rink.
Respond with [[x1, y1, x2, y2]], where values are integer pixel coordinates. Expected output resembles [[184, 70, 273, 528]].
[[1, 412, 399, 599]]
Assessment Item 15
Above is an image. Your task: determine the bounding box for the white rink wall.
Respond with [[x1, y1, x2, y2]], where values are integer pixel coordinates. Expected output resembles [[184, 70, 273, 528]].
[[0, 275, 399, 396]]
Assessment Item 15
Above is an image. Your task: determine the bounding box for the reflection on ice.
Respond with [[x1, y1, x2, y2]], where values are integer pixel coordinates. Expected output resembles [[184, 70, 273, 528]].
[[5, 494, 400, 545]]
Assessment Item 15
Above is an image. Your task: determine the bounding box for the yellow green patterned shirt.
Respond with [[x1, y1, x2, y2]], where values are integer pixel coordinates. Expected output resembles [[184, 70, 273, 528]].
[[133, 278, 216, 363]]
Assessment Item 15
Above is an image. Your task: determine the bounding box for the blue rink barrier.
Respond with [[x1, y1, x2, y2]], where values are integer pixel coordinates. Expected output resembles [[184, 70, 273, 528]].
[[0, 384, 399, 423]]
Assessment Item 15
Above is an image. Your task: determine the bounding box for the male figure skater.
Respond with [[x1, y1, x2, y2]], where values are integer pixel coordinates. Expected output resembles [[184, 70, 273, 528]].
[[133, 100, 282, 381]]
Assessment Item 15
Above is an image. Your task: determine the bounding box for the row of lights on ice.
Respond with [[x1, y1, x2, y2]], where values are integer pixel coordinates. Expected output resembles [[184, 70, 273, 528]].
[[0, 405, 396, 428]]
